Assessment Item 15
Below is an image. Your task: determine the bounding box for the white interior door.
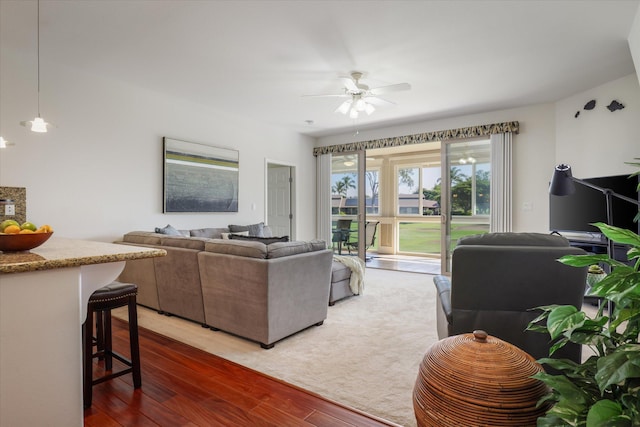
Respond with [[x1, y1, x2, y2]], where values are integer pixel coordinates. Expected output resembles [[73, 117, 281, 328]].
[[267, 165, 292, 237]]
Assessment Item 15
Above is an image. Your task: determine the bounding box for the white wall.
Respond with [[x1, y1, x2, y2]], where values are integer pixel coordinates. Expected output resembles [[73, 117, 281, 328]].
[[555, 73, 640, 178], [316, 73, 640, 233], [0, 51, 318, 242], [629, 3, 640, 87]]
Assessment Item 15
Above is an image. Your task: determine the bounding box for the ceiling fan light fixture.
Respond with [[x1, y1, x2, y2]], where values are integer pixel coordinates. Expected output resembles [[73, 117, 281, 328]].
[[313, 71, 410, 121], [365, 103, 375, 115], [335, 100, 352, 115]]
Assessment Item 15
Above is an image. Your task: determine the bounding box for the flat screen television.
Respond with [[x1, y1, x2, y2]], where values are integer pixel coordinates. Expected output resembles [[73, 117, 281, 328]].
[[549, 173, 640, 242]]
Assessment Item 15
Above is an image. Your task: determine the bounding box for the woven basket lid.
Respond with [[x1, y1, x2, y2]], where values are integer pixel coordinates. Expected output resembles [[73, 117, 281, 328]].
[[413, 330, 550, 427]]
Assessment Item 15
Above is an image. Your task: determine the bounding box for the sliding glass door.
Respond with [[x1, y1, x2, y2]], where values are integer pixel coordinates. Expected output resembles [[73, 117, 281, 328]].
[[331, 152, 365, 260], [442, 139, 492, 273]]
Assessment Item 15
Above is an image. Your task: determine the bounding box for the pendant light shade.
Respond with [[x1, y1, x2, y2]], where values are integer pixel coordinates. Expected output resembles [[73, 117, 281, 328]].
[[22, 117, 49, 133], [0, 137, 8, 148], [21, 0, 50, 133]]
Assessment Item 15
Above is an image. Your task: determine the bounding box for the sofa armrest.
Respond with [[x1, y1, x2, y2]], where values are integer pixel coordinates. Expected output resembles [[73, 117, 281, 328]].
[[433, 275, 452, 322]]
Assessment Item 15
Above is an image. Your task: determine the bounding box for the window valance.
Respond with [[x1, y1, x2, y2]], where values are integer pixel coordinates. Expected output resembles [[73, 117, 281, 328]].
[[312, 121, 519, 156]]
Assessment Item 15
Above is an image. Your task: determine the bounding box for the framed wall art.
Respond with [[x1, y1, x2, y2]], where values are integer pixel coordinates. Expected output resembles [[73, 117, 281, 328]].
[[163, 137, 239, 213]]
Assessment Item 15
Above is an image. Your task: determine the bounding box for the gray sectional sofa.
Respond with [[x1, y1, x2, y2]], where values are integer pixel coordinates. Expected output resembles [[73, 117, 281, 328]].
[[116, 227, 333, 348]]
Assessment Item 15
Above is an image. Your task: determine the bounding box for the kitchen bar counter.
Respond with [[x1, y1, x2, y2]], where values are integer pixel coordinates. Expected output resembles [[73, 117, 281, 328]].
[[0, 237, 166, 427], [0, 237, 166, 273]]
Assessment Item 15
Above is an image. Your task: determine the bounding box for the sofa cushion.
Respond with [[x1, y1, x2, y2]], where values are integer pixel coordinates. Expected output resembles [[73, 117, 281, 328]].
[[262, 225, 273, 237], [154, 224, 183, 236], [160, 235, 207, 250], [190, 227, 229, 239], [229, 222, 265, 237], [331, 261, 352, 282], [205, 239, 268, 259], [122, 231, 163, 245], [229, 234, 289, 244], [457, 232, 570, 247], [308, 240, 328, 251]]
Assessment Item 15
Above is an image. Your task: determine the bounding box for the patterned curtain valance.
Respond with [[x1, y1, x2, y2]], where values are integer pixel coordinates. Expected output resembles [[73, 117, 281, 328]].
[[312, 121, 519, 156]]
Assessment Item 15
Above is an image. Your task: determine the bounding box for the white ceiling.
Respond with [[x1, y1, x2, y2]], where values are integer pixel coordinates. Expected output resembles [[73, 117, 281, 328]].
[[2, 0, 638, 137]]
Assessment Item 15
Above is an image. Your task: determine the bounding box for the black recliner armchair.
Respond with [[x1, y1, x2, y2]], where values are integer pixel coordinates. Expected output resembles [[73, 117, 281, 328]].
[[434, 232, 588, 363]]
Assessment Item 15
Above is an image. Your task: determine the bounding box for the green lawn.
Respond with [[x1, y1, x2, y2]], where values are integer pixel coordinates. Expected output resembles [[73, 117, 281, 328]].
[[332, 220, 488, 255], [398, 222, 488, 254]]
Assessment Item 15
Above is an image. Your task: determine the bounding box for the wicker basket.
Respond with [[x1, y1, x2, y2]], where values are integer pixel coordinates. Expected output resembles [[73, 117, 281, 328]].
[[413, 330, 550, 426]]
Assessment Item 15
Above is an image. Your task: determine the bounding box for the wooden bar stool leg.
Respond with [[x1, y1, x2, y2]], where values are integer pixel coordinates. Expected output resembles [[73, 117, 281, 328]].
[[104, 309, 113, 371], [95, 310, 104, 360], [128, 294, 142, 388], [82, 313, 93, 409]]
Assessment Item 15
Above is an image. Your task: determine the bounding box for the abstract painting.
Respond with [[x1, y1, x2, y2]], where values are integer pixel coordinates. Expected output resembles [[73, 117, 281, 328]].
[[163, 137, 239, 212]]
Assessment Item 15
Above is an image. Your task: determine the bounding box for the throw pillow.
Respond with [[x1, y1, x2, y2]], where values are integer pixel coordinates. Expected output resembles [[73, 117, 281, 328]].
[[229, 222, 265, 237], [155, 224, 182, 236], [228, 234, 289, 244], [190, 227, 228, 239]]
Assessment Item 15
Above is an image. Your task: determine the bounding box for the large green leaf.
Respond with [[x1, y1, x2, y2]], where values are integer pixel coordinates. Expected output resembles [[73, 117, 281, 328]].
[[586, 400, 629, 427], [533, 372, 591, 410], [593, 223, 640, 247], [595, 345, 640, 393], [547, 306, 583, 339], [559, 254, 612, 268], [537, 413, 575, 427]]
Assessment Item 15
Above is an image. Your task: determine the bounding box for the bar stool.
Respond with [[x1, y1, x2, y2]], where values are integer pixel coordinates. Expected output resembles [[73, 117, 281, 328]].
[[83, 281, 141, 409]]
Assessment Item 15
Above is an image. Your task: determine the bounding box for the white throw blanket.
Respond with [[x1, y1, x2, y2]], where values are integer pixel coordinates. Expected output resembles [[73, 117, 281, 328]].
[[333, 255, 365, 295]]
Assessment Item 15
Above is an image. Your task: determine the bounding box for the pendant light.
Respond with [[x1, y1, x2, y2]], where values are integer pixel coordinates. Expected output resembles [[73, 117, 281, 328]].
[[20, 0, 50, 133], [0, 137, 8, 148]]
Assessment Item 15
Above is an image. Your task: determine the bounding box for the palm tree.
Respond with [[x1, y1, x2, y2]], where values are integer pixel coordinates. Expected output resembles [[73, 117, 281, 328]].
[[333, 174, 356, 197]]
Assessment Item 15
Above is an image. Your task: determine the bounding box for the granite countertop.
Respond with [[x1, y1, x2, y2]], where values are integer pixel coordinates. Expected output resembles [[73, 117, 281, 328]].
[[0, 237, 166, 274]]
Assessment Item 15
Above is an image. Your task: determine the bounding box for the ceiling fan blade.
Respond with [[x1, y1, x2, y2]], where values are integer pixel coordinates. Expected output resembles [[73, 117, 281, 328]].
[[370, 82, 411, 95], [339, 76, 359, 92], [364, 96, 396, 107]]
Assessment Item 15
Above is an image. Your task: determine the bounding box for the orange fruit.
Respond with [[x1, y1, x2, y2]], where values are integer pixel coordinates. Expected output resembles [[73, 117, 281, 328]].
[[4, 225, 21, 234], [36, 224, 52, 233], [36, 224, 53, 233], [19, 229, 35, 234]]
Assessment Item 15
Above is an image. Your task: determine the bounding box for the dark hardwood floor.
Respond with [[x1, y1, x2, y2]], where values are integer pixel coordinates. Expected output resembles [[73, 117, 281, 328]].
[[84, 318, 401, 427]]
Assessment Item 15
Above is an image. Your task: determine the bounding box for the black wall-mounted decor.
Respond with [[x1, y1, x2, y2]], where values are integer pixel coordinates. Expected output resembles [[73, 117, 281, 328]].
[[606, 100, 624, 112], [584, 100, 596, 110]]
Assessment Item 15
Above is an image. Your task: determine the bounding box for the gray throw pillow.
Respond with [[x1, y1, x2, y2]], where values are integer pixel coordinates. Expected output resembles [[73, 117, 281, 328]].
[[229, 222, 265, 237], [190, 227, 228, 239], [155, 224, 182, 236]]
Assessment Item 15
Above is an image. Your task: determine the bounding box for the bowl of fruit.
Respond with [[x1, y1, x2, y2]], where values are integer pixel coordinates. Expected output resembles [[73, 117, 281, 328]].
[[0, 220, 54, 252]]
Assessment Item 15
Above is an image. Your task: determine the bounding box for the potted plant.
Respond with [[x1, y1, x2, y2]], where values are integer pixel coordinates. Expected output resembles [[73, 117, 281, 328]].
[[528, 161, 640, 427]]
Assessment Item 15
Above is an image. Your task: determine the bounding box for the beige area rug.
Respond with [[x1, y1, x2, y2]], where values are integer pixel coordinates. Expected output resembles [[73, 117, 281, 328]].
[[114, 268, 438, 427]]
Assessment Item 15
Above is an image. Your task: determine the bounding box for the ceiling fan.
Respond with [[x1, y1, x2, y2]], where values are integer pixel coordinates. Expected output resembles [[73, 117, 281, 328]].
[[305, 71, 411, 119]]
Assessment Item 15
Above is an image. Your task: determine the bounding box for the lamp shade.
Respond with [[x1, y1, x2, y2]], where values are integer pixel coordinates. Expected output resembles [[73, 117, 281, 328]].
[[549, 164, 576, 196]]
